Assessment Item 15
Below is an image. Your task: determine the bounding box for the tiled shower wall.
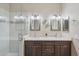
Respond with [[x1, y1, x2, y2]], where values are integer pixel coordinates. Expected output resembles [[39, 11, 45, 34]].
[[0, 4, 9, 56], [9, 12, 29, 55]]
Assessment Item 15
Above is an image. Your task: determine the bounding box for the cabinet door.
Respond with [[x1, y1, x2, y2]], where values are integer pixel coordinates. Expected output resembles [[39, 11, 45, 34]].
[[55, 45, 61, 56], [55, 41, 71, 56], [24, 41, 41, 56], [41, 41, 55, 56], [55, 41, 61, 56], [60, 42, 71, 56]]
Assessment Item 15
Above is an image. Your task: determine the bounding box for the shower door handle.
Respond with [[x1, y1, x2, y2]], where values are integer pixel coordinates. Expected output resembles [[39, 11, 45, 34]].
[[18, 33, 23, 41]]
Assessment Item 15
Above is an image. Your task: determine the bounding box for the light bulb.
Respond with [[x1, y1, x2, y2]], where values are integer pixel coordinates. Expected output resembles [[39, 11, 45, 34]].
[[57, 16, 61, 19], [65, 16, 69, 19], [31, 16, 35, 19], [14, 16, 19, 19], [20, 16, 25, 19], [63, 16, 69, 20], [37, 16, 40, 19], [50, 16, 56, 19]]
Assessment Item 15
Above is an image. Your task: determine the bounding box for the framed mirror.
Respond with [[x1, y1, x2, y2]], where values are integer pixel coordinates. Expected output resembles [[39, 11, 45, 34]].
[[30, 19, 40, 31], [62, 19, 69, 31], [50, 19, 61, 31]]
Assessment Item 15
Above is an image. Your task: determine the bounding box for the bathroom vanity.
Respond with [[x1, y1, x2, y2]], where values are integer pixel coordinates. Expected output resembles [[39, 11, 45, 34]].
[[23, 14, 71, 56], [24, 41, 71, 56], [23, 37, 71, 56]]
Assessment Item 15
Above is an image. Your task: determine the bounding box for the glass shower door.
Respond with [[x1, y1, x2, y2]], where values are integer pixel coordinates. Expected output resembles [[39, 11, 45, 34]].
[[15, 18, 27, 56], [9, 4, 29, 56]]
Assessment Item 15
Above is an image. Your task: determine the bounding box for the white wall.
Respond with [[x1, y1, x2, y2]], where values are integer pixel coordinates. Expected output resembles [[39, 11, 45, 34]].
[[62, 3, 79, 38], [10, 3, 62, 14], [62, 3, 79, 55], [62, 3, 79, 19], [0, 4, 9, 55], [26, 3, 63, 37]]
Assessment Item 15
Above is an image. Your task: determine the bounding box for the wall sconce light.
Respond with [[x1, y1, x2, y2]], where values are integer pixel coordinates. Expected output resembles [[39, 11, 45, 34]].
[[14, 16, 19, 19], [30, 14, 40, 20]]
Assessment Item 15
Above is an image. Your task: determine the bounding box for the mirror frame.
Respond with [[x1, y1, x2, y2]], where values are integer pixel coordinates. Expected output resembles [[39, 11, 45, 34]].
[[62, 19, 69, 31], [30, 19, 40, 31], [50, 19, 61, 31]]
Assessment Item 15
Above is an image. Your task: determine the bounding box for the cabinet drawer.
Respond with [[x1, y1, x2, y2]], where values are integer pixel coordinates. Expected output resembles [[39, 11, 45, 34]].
[[24, 41, 41, 56], [41, 41, 55, 56]]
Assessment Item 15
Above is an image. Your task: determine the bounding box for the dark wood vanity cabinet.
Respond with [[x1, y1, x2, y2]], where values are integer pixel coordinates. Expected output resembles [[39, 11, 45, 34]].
[[24, 41, 41, 56], [24, 41, 71, 56]]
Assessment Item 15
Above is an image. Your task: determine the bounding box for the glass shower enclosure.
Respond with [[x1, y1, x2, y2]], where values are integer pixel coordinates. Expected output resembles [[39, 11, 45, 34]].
[[0, 3, 28, 56]]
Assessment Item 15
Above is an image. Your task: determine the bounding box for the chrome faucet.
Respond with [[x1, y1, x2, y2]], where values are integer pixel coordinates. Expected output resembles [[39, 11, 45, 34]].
[[45, 33, 48, 37]]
